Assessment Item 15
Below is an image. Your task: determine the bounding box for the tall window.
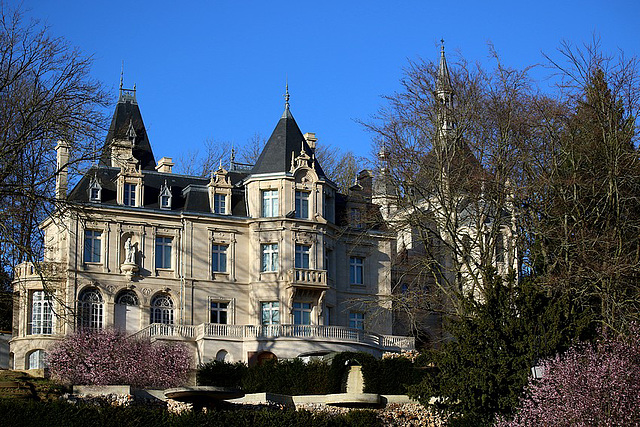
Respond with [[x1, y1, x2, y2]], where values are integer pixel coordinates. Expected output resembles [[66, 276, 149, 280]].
[[156, 237, 173, 269], [324, 193, 335, 223], [295, 244, 310, 269], [349, 312, 365, 330], [293, 302, 312, 325], [495, 234, 505, 263], [151, 294, 174, 324], [31, 291, 53, 335], [350, 208, 363, 229], [83, 230, 102, 263], [210, 301, 228, 324], [211, 244, 228, 273], [261, 301, 280, 326], [213, 193, 226, 214], [261, 243, 278, 272], [78, 288, 103, 330], [124, 183, 136, 206], [295, 191, 309, 219], [262, 190, 278, 217], [349, 257, 364, 285]]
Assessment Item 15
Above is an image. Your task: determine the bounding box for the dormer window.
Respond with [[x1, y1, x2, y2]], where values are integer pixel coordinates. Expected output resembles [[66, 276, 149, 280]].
[[213, 193, 226, 214], [88, 176, 102, 203], [124, 183, 136, 206], [159, 181, 172, 210]]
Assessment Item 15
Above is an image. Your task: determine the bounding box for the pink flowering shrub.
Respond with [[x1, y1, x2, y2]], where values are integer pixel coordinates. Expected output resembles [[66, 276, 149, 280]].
[[498, 325, 640, 426], [47, 329, 191, 388]]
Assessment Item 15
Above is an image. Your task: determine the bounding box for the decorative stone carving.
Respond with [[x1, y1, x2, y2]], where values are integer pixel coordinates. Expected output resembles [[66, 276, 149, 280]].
[[120, 237, 138, 280]]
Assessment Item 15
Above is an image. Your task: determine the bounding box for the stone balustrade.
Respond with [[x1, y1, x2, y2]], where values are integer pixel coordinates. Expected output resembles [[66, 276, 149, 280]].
[[132, 322, 415, 352]]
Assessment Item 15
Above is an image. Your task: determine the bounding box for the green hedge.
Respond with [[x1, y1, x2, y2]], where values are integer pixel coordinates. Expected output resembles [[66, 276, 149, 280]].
[[196, 352, 427, 396], [0, 399, 381, 427], [196, 360, 248, 388]]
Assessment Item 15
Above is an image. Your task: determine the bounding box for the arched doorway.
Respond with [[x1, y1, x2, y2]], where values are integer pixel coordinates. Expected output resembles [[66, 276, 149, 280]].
[[114, 290, 140, 334]]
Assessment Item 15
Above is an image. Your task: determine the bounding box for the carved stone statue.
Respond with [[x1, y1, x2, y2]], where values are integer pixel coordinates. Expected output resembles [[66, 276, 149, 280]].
[[124, 237, 135, 264]]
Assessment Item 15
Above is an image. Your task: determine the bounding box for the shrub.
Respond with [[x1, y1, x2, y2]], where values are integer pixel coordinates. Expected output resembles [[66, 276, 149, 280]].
[[47, 329, 191, 388], [498, 324, 640, 426], [0, 399, 382, 426], [241, 358, 331, 395], [196, 360, 247, 388]]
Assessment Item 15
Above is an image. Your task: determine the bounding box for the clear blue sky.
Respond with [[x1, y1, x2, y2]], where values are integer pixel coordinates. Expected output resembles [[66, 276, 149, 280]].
[[17, 0, 640, 164]]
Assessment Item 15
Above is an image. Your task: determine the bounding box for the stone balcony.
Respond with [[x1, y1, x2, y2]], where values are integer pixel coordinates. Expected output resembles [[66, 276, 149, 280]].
[[287, 268, 328, 290], [131, 323, 415, 354]]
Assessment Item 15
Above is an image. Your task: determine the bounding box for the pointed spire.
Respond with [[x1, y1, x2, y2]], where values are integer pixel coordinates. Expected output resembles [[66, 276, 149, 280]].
[[120, 60, 124, 89], [436, 39, 453, 93], [281, 80, 292, 119]]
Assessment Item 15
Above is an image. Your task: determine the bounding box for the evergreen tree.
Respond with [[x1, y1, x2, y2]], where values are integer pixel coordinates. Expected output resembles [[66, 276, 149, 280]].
[[408, 273, 593, 426]]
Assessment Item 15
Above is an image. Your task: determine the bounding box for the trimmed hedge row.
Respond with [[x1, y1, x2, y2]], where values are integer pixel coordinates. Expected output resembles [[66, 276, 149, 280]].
[[197, 352, 427, 395], [0, 399, 381, 427]]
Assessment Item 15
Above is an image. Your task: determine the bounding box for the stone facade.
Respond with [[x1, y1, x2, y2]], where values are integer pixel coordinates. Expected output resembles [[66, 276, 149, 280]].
[[10, 86, 414, 370]]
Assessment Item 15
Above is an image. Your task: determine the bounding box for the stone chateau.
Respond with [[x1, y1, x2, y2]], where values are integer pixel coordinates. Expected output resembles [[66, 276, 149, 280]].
[[10, 78, 417, 370]]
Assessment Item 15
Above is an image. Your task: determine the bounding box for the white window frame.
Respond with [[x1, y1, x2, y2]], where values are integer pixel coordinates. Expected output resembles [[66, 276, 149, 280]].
[[27, 350, 46, 370], [293, 301, 312, 325], [30, 291, 53, 335], [261, 243, 279, 272], [83, 230, 102, 263], [349, 256, 364, 286], [150, 294, 174, 325], [211, 243, 228, 273], [262, 189, 279, 217], [213, 193, 226, 214], [295, 244, 310, 269], [295, 190, 310, 219], [261, 301, 280, 326], [124, 183, 136, 206], [210, 301, 229, 324], [349, 311, 365, 330], [155, 236, 173, 269], [78, 288, 103, 330]]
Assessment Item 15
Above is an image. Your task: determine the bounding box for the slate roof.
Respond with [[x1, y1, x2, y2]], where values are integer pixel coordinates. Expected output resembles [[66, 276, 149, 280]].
[[99, 91, 156, 170], [251, 107, 325, 177], [68, 167, 249, 216]]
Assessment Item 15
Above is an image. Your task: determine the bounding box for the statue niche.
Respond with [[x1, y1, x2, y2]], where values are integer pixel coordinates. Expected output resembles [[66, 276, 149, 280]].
[[120, 233, 139, 280]]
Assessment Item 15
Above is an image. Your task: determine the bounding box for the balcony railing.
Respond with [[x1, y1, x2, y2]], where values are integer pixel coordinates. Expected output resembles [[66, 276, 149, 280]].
[[131, 323, 415, 352], [288, 268, 328, 288]]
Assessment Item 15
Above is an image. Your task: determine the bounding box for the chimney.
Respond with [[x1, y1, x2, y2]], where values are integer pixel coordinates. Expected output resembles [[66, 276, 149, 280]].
[[55, 140, 71, 199], [358, 170, 373, 197], [303, 132, 317, 151], [155, 157, 174, 173]]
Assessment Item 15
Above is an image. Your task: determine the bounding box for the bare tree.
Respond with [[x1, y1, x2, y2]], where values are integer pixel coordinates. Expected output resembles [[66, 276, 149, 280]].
[[524, 40, 640, 330], [174, 137, 233, 176], [364, 48, 538, 327], [0, 3, 108, 275], [315, 143, 366, 193]]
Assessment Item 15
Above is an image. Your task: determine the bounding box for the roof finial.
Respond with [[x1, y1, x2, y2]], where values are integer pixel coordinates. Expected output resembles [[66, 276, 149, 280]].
[[441, 38, 445, 52], [120, 60, 124, 89], [284, 79, 290, 110]]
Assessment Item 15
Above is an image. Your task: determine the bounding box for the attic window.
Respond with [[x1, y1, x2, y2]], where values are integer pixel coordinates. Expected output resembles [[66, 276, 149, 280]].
[[159, 181, 172, 210], [89, 176, 102, 203]]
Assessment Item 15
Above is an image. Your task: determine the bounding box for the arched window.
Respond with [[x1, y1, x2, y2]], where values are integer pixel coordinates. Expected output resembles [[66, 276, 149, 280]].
[[150, 294, 174, 325], [27, 349, 45, 369], [116, 290, 139, 306], [78, 288, 103, 330], [216, 349, 229, 362]]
